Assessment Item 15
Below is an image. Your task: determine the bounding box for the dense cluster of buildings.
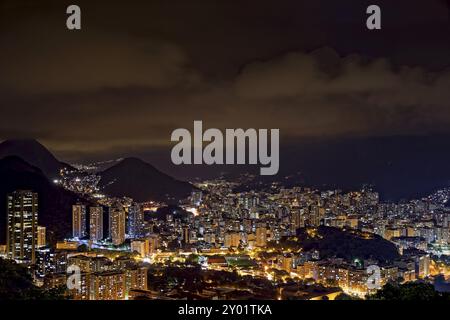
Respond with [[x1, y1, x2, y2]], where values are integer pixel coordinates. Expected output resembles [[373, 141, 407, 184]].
[[1, 190, 150, 300], [2, 175, 450, 299]]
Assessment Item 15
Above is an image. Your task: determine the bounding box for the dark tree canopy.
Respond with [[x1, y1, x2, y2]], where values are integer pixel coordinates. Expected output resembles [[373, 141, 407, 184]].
[[368, 282, 450, 301], [0, 258, 66, 300], [290, 226, 400, 262]]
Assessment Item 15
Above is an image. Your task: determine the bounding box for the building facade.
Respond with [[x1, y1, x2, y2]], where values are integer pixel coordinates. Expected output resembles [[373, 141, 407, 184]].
[[72, 204, 87, 239], [6, 190, 38, 264], [90, 206, 104, 242]]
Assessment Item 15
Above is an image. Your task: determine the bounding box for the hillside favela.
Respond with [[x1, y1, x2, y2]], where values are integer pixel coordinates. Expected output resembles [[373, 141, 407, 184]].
[[1, 139, 450, 301]]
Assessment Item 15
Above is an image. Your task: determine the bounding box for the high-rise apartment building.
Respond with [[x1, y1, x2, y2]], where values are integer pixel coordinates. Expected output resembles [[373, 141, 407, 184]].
[[131, 239, 149, 258], [110, 205, 126, 245], [128, 204, 144, 239], [256, 226, 267, 247], [37, 226, 46, 248], [90, 206, 104, 242], [90, 271, 126, 300], [72, 204, 87, 239], [6, 190, 38, 264]]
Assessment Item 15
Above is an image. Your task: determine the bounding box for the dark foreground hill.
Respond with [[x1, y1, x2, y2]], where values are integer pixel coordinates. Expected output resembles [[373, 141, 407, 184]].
[[0, 139, 72, 179], [275, 226, 400, 263], [98, 157, 194, 203], [0, 156, 85, 243], [0, 258, 66, 299]]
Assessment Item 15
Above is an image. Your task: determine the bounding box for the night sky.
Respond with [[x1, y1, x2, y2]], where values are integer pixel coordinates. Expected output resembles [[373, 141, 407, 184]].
[[1, 0, 450, 198]]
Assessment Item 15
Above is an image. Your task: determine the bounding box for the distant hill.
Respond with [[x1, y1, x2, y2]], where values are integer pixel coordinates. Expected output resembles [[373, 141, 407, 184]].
[[98, 157, 194, 203], [276, 226, 400, 263], [0, 156, 86, 243], [0, 139, 72, 179]]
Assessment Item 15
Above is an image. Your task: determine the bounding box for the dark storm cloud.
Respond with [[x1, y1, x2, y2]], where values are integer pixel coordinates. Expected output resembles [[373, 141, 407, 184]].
[[0, 26, 200, 93], [0, 0, 449, 162], [236, 51, 443, 101]]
